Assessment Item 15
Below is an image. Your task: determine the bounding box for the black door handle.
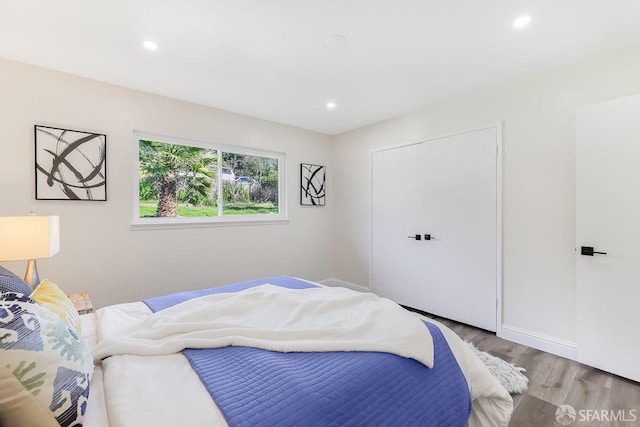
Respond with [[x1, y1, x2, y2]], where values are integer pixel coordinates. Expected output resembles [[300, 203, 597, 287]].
[[408, 234, 436, 241], [581, 246, 607, 256]]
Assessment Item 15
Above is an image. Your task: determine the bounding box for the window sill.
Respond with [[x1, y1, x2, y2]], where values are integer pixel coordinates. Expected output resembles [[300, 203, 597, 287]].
[[131, 217, 289, 231]]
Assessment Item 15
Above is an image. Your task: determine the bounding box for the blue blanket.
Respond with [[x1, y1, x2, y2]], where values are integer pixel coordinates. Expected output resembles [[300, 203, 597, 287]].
[[144, 276, 472, 426]]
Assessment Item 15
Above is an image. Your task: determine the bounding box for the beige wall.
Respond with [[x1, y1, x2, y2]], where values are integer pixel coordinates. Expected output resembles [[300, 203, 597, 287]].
[[331, 43, 640, 346], [0, 59, 333, 308]]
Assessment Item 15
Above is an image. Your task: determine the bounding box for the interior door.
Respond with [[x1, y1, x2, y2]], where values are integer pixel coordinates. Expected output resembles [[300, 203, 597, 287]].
[[371, 126, 499, 331], [576, 94, 640, 382]]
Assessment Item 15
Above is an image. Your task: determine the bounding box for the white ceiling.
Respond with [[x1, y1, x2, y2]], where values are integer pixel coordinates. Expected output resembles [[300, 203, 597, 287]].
[[2, 1, 640, 135]]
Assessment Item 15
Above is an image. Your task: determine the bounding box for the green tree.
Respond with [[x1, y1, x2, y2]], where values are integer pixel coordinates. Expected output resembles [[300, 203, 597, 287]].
[[139, 140, 216, 217]]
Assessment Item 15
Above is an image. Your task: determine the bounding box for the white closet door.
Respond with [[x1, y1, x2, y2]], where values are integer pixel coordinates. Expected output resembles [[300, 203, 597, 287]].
[[576, 94, 640, 382], [371, 126, 499, 331]]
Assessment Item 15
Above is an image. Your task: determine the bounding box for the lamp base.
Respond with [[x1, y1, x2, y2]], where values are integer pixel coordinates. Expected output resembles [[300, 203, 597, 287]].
[[24, 259, 40, 288]]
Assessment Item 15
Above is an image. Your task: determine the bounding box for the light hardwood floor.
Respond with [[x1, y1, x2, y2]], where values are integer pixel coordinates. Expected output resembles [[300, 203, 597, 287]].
[[419, 312, 640, 427]]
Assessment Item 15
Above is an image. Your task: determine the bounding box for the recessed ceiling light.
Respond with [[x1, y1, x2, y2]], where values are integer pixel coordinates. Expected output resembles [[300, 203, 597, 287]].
[[513, 15, 531, 29], [326, 102, 337, 110], [143, 40, 158, 51], [327, 35, 347, 46]]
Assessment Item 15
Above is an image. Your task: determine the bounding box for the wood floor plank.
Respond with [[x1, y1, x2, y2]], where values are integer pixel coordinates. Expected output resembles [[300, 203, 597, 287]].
[[575, 364, 615, 389], [605, 376, 640, 412], [484, 336, 528, 362], [532, 356, 579, 406], [565, 378, 608, 415]]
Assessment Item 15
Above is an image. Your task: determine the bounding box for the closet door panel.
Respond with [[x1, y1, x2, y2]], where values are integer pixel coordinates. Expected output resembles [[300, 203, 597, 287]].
[[576, 94, 640, 382], [371, 127, 498, 331]]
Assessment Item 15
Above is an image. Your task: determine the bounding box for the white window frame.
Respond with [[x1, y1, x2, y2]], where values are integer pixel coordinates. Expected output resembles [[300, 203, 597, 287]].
[[132, 131, 288, 230]]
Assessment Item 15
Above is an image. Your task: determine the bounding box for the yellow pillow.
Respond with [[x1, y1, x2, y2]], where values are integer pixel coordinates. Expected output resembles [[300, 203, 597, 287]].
[[30, 279, 81, 334]]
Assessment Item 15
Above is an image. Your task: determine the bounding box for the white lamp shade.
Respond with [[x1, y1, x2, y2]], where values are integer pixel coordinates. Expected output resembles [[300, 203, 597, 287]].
[[0, 215, 60, 261]]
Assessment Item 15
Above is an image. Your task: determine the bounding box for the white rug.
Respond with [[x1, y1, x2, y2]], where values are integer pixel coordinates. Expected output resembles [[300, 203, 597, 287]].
[[466, 341, 529, 394]]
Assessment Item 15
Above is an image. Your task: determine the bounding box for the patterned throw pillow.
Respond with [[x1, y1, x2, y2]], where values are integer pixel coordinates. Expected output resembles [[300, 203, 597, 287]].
[[30, 279, 82, 334], [0, 292, 94, 427], [0, 364, 59, 427], [0, 266, 32, 295]]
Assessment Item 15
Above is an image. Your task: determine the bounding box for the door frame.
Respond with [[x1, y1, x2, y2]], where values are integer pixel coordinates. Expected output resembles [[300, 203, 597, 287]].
[[369, 122, 503, 334]]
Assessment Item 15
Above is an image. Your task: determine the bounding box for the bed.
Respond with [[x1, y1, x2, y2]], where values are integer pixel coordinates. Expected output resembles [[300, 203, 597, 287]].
[[1, 273, 513, 426]]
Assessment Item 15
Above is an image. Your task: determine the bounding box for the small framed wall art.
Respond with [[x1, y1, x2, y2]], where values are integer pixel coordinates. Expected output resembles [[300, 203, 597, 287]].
[[300, 163, 326, 206], [35, 125, 107, 201]]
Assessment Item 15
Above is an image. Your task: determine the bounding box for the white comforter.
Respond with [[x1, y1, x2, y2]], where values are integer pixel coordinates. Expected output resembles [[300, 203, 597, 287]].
[[93, 284, 434, 367], [88, 284, 513, 427]]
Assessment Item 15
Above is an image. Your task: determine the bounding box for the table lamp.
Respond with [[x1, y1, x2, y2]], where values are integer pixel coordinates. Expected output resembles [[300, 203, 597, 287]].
[[0, 213, 60, 286]]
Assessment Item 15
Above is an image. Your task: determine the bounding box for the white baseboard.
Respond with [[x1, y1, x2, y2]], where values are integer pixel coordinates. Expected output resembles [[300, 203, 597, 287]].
[[499, 324, 578, 361], [318, 278, 370, 293]]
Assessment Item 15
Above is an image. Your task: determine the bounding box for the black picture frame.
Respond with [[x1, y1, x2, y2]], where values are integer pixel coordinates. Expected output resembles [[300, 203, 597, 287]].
[[35, 125, 107, 201], [300, 163, 326, 206]]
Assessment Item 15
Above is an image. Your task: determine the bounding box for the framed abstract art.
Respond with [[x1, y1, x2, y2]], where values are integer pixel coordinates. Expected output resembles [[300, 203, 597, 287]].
[[300, 163, 326, 206], [35, 125, 107, 201]]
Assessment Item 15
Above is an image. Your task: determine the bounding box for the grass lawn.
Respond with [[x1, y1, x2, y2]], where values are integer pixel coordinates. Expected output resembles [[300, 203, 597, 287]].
[[223, 204, 279, 215], [139, 200, 277, 217]]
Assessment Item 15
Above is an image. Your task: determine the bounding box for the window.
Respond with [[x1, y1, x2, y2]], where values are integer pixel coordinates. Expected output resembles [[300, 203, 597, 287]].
[[134, 133, 286, 227]]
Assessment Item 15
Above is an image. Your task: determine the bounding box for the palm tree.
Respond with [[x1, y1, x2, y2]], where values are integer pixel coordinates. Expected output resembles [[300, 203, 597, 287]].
[[139, 140, 217, 217]]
